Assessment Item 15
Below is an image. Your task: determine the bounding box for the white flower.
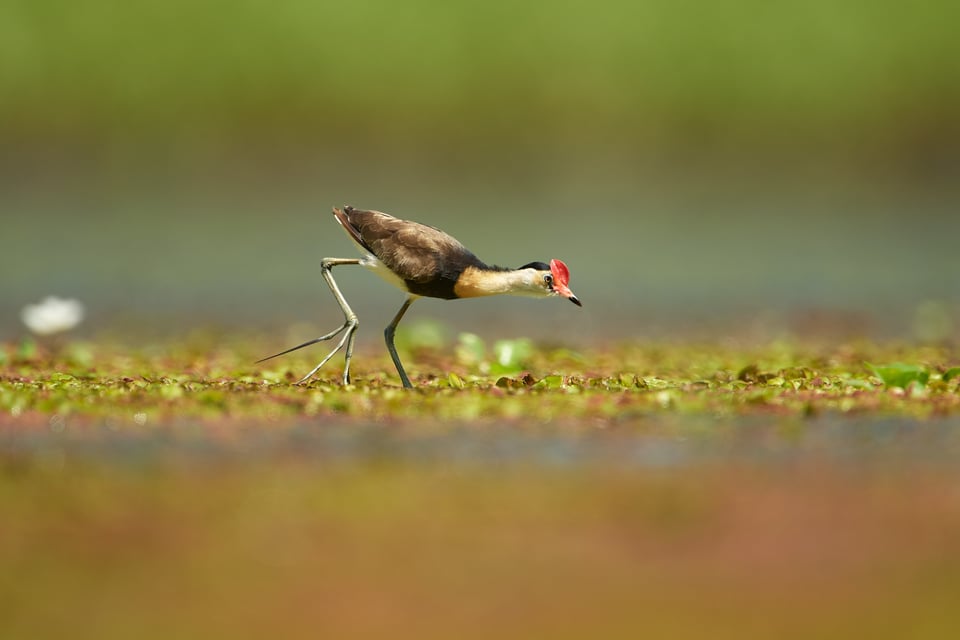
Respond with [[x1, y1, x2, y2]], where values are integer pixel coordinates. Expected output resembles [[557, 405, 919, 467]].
[[21, 296, 85, 336]]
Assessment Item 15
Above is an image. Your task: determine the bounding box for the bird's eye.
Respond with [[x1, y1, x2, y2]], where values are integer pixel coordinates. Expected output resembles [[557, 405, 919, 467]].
[[544, 274, 554, 286]]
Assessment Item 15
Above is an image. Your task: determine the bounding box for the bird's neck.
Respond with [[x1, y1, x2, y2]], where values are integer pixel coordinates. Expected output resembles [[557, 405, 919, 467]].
[[453, 266, 542, 299]]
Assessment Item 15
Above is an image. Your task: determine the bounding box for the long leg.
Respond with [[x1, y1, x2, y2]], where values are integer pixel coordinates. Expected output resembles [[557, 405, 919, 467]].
[[384, 297, 416, 388], [257, 258, 361, 385]]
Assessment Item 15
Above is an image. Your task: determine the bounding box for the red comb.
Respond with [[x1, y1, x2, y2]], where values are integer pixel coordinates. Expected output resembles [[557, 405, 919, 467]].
[[549, 259, 570, 287]]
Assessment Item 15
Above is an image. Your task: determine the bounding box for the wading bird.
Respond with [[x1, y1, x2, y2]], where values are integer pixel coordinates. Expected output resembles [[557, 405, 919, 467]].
[[259, 206, 581, 388]]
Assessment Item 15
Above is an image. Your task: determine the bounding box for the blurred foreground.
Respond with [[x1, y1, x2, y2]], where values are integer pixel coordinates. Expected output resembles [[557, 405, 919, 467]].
[[3, 337, 960, 638], [4, 461, 960, 640]]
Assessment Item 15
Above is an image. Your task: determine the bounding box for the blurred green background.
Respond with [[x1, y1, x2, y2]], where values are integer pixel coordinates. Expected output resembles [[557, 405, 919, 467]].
[[2, 0, 959, 342]]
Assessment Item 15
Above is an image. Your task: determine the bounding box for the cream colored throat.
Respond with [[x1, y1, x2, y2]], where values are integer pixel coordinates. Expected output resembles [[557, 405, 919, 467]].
[[454, 267, 544, 299]]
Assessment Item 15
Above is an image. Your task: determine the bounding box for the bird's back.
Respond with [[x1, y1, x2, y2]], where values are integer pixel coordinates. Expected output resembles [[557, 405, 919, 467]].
[[333, 206, 487, 299]]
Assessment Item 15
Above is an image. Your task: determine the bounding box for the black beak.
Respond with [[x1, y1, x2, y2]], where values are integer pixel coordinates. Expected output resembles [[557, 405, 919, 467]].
[[569, 295, 582, 307]]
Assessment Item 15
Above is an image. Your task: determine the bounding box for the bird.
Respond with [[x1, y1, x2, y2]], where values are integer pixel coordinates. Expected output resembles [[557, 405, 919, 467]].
[[259, 205, 581, 388]]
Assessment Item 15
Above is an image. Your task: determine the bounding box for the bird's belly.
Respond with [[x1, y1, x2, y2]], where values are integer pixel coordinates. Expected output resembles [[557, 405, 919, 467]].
[[360, 253, 409, 292], [358, 252, 459, 299]]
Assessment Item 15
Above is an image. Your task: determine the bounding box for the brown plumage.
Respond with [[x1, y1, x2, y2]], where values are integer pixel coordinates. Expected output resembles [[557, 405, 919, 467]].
[[334, 206, 487, 299], [259, 205, 581, 388]]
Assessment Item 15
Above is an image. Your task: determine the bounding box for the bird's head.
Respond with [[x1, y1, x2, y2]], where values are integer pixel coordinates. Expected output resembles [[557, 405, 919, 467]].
[[518, 259, 582, 306]]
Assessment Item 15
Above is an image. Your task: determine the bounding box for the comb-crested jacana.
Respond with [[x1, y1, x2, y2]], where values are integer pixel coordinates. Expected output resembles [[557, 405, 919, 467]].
[[259, 206, 581, 388]]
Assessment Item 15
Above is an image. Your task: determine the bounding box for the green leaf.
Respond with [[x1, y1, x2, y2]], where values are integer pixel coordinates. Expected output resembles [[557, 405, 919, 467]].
[[447, 372, 465, 389], [66, 342, 95, 367], [492, 338, 533, 373], [533, 374, 565, 389], [455, 333, 486, 367], [867, 363, 930, 389], [18, 338, 37, 360], [944, 367, 960, 383]]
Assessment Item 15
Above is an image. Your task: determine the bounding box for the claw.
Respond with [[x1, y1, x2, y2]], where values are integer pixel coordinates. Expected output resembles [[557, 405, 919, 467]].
[[257, 257, 362, 385], [256, 326, 348, 364], [293, 319, 358, 385]]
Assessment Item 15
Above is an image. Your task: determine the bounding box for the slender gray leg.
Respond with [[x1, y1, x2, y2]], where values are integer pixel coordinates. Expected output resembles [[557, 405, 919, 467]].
[[384, 297, 415, 388], [256, 258, 361, 385]]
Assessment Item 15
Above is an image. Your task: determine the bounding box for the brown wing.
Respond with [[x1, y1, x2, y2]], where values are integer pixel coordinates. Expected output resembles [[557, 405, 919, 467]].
[[334, 206, 486, 283]]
